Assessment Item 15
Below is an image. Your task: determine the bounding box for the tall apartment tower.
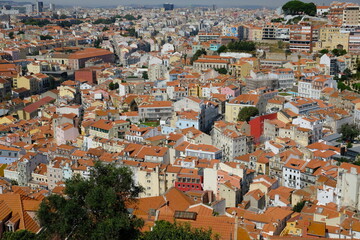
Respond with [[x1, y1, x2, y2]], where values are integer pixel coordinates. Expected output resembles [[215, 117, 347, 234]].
[[163, 3, 174, 11], [49, 3, 55, 11], [343, 5, 360, 26], [35, 1, 43, 13]]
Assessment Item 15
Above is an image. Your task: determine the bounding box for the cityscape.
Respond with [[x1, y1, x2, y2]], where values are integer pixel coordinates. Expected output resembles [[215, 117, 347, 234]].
[[0, 0, 359, 239]]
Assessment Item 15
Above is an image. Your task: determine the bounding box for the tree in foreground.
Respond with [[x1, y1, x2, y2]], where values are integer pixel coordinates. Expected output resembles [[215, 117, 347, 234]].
[[2, 230, 38, 240], [340, 123, 360, 143], [292, 201, 306, 212], [141, 220, 216, 240], [238, 107, 259, 122], [37, 162, 144, 240]]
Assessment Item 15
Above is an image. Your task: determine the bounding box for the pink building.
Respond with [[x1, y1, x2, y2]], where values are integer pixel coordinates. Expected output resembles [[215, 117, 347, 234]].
[[3, 48, 20, 60], [220, 85, 240, 99], [56, 123, 79, 145]]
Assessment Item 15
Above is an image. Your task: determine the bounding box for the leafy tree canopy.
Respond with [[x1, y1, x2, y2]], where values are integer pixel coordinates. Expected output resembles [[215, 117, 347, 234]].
[[217, 45, 227, 54], [124, 14, 137, 20], [215, 68, 228, 75], [21, 18, 51, 27], [40, 35, 53, 40], [142, 71, 149, 79], [332, 48, 347, 57], [93, 17, 116, 24], [2, 230, 38, 240], [238, 107, 259, 122], [319, 49, 329, 55], [282, 0, 316, 16], [227, 40, 256, 52], [57, 20, 83, 28], [8, 32, 14, 39], [337, 81, 351, 91], [141, 220, 214, 240], [37, 162, 144, 240], [191, 48, 207, 65], [340, 123, 360, 142], [292, 201, 305, 212]]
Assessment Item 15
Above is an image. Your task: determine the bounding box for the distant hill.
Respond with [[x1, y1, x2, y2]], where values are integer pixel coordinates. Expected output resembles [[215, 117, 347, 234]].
[[0, 1, 32, 6]]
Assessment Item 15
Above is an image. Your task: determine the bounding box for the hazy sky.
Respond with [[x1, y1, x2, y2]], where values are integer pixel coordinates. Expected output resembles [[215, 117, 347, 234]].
[[13, 0, 355, 8]]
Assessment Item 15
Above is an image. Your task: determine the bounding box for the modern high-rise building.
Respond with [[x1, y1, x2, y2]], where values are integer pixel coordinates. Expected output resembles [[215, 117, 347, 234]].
[[289, 24, 313, 52], [25, 4, 33, 14], [163, 3, 174, 11], [35, 1, 43, 13], [349, 29, 360, 53], [343, 5, 360, 26], [49, 3, 55, 11]]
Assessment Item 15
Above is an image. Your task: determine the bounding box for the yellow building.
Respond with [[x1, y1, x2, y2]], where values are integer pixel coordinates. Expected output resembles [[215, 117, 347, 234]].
[[251, 27, 263, 41], [15, 75, 38, 94], [188, 84, 202, 97], [27, 62, 41, 74], [343, 6, 360, 27], [280, 221, 302, 237], [225, 103, 243, 123], [0, 116, 16, 124], [230, 61, 253, 79], [88, 119, 117, 139], [315, 27, 349, 52], [305, 60, 318, 69], [169, 54, 181, 64], [225, 94, 260, 123], [255, 161, 269, 175]]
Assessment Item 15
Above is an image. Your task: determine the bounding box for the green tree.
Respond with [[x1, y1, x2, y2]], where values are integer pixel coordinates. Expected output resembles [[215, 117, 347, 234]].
[[282, 0, 316, 16], [292, 201, 305, 212], [337, 81, 351, 91], [271, 18, 284, 22], [93, 17, 116, 24], [332, 48, 347, 57], [109, 82, 115, 90], [342, 68, 352, 81], [2, 230, 38, 240], [102, 26, 109, 32], [319, 49, 329, 55], [340, 123, 360, 142], [190, 49, 207, 65], [10, 179, 18, 185], [94, 37, 103, 48], [141, 220, 214, 240], [37, 162, 144, 240], [227, 40, 256, 52], [238, 107, 259, 122], [21, 18, 51, 27], [217, 45, 227, 54], [142, 72, 149, 79], [57, 20, 83, 28], [125, 28, 137, 37], [124, 14, 136, 20], [277, 40, 284, 49], [215, 68, 228, 75], [8, 32, 14, 39], [40, 35, 53, 40]]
